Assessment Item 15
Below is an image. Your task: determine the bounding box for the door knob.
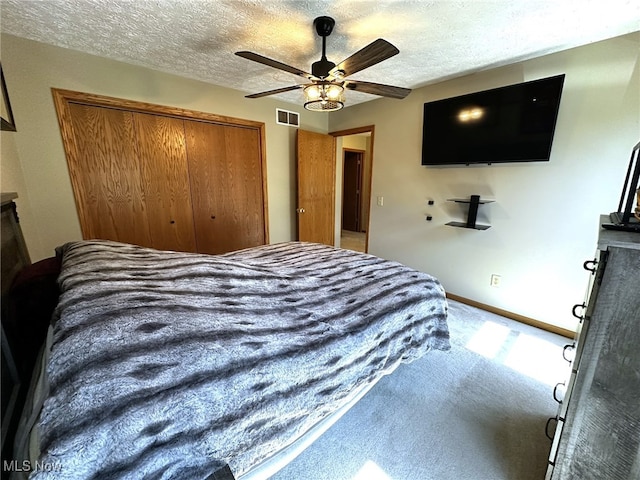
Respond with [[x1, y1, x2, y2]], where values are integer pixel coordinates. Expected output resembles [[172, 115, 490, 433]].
[[296, 208, 305, 214]]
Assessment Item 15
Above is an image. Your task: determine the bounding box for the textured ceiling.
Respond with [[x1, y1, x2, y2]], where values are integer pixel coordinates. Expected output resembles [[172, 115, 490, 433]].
[[1, 0, 639, 108]]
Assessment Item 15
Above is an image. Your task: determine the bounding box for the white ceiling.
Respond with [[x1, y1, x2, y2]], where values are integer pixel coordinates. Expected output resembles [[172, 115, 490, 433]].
[[1, 0, 639, 107]]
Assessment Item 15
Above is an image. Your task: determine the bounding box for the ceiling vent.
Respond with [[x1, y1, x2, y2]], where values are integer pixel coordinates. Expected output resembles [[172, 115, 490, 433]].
[[276, 108, 299, 127]]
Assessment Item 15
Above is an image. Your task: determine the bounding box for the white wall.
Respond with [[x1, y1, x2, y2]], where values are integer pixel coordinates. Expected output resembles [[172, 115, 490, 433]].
[[0, 34, 328, 261], [329, 33, 640, 332]]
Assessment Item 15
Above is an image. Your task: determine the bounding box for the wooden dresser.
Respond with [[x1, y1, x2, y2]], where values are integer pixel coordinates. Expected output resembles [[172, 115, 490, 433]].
[[1, 192, 31, 466], [546, 217, 640, 479]]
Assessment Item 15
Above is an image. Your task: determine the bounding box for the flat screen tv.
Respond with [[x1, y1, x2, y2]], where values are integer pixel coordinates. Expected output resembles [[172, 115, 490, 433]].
[[421, 74, 565, 166]]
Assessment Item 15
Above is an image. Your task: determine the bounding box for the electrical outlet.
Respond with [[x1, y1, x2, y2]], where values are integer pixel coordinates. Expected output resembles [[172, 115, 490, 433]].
[[490, 274, 501, 287]]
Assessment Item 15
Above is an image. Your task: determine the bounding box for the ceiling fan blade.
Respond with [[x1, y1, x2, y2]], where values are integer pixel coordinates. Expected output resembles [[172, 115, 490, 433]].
[[245, 84, 305, 99], [236, 51, 314, 80], [330, 39, 399, 78], [345, 80, 411, 99]]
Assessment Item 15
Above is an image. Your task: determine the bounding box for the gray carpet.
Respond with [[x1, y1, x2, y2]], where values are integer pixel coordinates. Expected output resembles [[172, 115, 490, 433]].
[[270, 300, 570, 480]]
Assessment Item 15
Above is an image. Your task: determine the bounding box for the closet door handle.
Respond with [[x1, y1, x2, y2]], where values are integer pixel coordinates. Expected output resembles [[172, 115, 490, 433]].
[[210, 215, 216, 220], [170, 220, 176, 224]]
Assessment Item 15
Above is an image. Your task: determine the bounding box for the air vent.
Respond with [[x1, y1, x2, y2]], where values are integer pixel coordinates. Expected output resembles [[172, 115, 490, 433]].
[[276, 109, 299, 127]]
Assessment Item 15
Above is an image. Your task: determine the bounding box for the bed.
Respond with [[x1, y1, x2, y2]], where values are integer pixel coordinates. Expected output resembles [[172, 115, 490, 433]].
[[12, 239, 450, 479]]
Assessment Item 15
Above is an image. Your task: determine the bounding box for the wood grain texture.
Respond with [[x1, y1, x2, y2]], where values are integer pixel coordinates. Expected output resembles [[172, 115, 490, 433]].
[[296, 129, 336, 246], [133, 113, 197, 252], [185, 121, 266, 254], [52, 88, 264, 130], [67, 103, 152, 247], [331, 38, 399, 78], [552, 245, 640, 480], [52, 88, 269, 254], [345, 80, 411, 99]]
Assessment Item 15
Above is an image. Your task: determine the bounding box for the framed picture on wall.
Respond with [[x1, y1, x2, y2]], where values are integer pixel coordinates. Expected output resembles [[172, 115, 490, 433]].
[[1, 64, 17, 131]]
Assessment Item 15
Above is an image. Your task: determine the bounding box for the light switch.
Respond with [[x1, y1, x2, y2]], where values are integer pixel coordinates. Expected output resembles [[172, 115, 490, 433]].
[[377, 196, 384, 206]]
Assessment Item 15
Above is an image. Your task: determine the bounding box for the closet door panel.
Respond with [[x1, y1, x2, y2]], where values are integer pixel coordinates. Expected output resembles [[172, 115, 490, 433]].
[[67, 104, 152, 246], [220, 125, 266, 249], [133, 113, 197, 252], [184, 121, 266, 254]]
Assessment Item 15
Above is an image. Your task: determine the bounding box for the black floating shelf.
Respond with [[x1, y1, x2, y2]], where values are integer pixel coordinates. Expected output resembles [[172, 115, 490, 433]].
[[446, 194, 494, 230], [447, 198, 495, 205], [446, 221, 491, 230]]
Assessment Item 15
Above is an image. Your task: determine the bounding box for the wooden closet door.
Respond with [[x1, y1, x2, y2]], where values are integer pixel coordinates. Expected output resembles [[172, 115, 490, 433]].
[[133, 113, 197, 252], [184, 121, 266, 254], [67, 104, 152, 246]]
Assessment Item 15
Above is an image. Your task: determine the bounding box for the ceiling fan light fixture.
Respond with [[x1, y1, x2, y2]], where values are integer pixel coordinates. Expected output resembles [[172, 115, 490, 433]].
[[304, 83, 345, 112], [325, 84, 344, 100], [304, 84, 322, 100]]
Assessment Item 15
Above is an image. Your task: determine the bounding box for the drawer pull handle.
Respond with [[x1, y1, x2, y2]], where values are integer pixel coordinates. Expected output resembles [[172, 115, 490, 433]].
[[572, 303, 586, 320], [563, 344, 575, 363], [553, 382, 565, 403], [583, 259, 597, 273], [545, 416, 558, 440]]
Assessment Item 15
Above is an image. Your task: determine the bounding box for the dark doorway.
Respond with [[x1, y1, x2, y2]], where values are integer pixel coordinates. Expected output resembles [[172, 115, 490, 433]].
[[342, 149, 364, 232]]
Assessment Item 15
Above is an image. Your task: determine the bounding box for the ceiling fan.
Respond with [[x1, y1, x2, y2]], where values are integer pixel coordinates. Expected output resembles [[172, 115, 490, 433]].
[[235, 16, 411, 111]]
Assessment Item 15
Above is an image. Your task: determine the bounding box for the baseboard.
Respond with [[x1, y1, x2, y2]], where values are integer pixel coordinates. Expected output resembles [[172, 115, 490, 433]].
[[446, 293, 575, 339]]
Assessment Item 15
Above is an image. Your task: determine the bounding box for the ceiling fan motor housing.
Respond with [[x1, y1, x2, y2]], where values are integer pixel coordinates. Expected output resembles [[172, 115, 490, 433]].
[[314, 16, 335, 37], [312, 58, 336, 79], [312, 16, 337, 78]]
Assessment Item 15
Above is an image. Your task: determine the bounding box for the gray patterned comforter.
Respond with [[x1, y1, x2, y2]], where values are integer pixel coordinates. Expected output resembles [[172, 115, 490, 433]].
[[32, 240, 449, 479]]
